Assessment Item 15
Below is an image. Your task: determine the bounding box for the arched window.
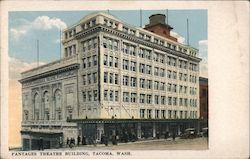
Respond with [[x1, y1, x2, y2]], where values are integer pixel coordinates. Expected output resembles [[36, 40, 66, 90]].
[[54, 90, 62, 120], [43, 91, 50, 120], [34, 93, 40, 120]]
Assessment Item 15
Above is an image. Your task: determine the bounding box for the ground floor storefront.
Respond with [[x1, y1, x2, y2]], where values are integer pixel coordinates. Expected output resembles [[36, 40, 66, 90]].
[[21, 131, 63, 150], [74, 119, 207, 145]]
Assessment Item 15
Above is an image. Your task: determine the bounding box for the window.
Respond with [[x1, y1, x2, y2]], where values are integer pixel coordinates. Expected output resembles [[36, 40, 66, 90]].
[[167, 56, 171, 65], [104, 72, 108, 83], [129, 45, 136, 56], [161, 110, 166, 119], [123, 76, 129, 86], [130, 61, 136, 71], [145, 50, 151, 60], [113, 41, 118, 51], [155, 95, 159, 104], [88, 91, 92, 101], [115, 91, 119, 101], [88, 39, 92, 50], [82, 92, 86, 102], [161, 96, 165, 105], [87, 57, 91, 67], [109, 39, 113, 49], [184, 98, 188, 106], [140, 94, 145, 103], [140, 109, 145, 118], [154, 67, 159, 76], [104, 90, 108, 101], [173, 71, 177, 79], [109, 73, 113, 84], [110, 90, 114, 101], [93, 72, 97, 83], [146, 65, 151, 74], [173, 110, 177, 119], [131, 93, 137, 103], [154, 81, 159, 90], [139, 63, 145, 73], [114, 57, 118, 67], [104, 55, 108, 66], [93, 55, 97, 66], [179, 98, 183, 106], [168, 97, 172, 105], [123, 92, 129, 102], [138, 48, 144, 58], [82, 75, 86, 85], [172, 57, 176, 66], [123, 43, 128, 54], [87, 74, 91, 84], [130, 77, 137, 87], [147, 95, 152, 104], [140, 78, 145, 88], [168, 110, 172, 119], [147, 80, 152, 89], [179, 85, 183, 93], [160, 82, 165, 91], [172, 84, 177, 93], [94, 90, 98, 101], [179, 73, 183, 80], [173, 97, 177, 106], [167, 83, 171, 92], [83, 58, 86, 68], [153, 53, 158, 62], [123, 60, 129, 70], [147, 109, 152, 118], [167, 70, 171, 78], [160, 68, 165, 77], [109, 56, 113, 67], [155, 110, 160, 119], [114, 74, 118, 84]]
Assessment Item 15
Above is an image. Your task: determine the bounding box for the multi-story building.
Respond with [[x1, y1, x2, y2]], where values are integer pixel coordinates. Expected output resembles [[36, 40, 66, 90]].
[[199, 77, 208, 120], [19, 12, 201, 150]]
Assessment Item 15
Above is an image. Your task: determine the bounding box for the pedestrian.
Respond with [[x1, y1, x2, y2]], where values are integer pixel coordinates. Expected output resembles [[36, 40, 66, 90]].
[[172, 132, 176, 141], [39, 137, 44, 150], [66, 137, 70, 147], [82, 136, 86, 145], [165, 131, 169, 139], [69, 138, 74, 148], [77, 135, 81, 146], [59, 136, 63, 148]]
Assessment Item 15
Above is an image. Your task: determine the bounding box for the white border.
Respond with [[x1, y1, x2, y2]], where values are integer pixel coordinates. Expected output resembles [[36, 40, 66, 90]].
[[1, 1, 249, 159]]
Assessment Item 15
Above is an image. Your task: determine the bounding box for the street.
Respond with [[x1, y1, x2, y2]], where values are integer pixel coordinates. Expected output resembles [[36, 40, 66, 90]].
[[59, 137, 208, 150]]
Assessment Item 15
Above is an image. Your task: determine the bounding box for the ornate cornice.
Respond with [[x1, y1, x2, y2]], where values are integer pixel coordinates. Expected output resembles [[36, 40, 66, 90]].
[[74, 24, 202, 62], [19, 63, 80, 84]]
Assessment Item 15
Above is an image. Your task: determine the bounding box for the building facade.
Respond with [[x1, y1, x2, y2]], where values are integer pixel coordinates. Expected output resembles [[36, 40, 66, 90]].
[[20, 12, 201, 150]]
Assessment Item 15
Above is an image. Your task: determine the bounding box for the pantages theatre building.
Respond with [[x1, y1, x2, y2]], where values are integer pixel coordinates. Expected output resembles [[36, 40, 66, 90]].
[[19, 12, 202, 150]]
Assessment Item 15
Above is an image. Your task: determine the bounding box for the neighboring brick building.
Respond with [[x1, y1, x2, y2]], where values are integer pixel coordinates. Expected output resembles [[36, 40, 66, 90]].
[[199, 77, 208, 120]]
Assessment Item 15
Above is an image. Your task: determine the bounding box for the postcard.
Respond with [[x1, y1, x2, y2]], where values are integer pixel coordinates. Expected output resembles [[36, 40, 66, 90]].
[[1, 1, 249, 159]]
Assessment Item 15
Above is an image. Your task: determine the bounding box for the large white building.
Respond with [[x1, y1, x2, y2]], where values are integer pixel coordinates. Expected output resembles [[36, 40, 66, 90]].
[[20, 12, 201, 150]]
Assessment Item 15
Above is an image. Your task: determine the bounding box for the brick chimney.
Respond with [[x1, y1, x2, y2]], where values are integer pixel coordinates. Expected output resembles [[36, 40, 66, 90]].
[[144, 14, 177, 42]]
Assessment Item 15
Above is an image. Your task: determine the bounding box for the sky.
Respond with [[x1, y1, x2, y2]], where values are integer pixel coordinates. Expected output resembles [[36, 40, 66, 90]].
[[9, 10, 207, 77]]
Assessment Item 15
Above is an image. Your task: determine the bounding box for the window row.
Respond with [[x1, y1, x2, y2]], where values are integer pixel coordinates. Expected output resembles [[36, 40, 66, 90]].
[[81, 38, 97, 52], [104, 72, 119, 84], [82, 55, 97, 68], [103, 37, 119, 51], [104, 55, 119, 67], [64, 45, 76, 57], [103, 90, 119, 102], [82, 90, 98, 102], [140, 109, 198, 119], [82, 72, 98, 85]]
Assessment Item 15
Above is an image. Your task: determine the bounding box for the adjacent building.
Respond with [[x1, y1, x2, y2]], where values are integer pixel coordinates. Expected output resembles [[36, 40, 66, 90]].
[[19, 12, 202, 150]]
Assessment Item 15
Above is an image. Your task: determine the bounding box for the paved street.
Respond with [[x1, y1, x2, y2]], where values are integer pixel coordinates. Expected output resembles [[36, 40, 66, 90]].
[[59, 137, 208, 150]]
